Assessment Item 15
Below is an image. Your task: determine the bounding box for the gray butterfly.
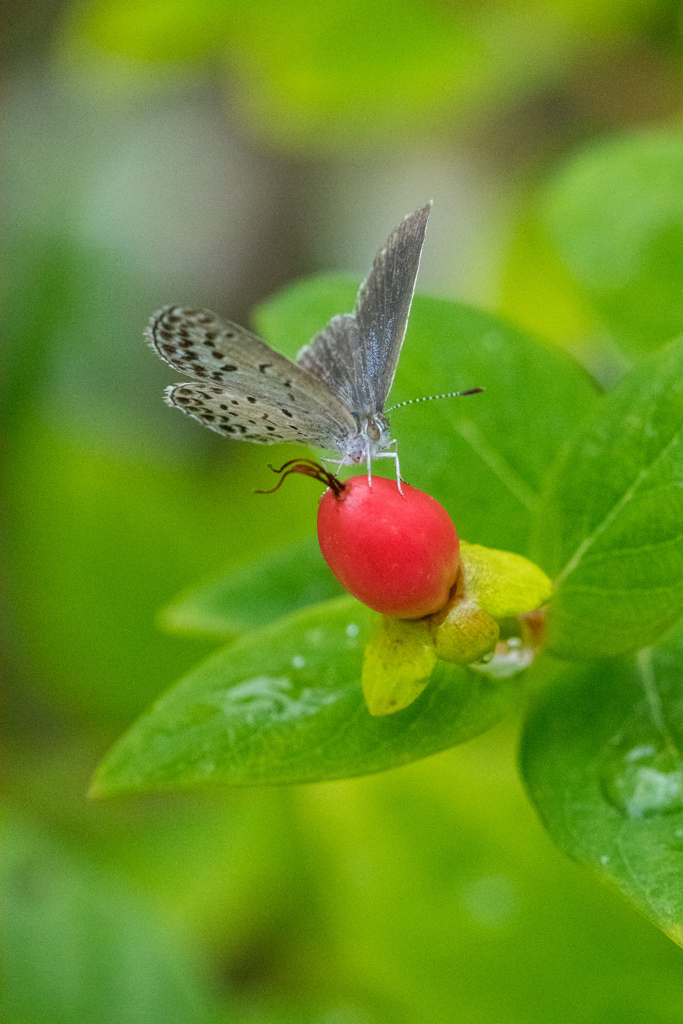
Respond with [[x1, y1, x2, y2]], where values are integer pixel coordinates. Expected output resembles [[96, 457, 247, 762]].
[[146, 203, 435, 482]]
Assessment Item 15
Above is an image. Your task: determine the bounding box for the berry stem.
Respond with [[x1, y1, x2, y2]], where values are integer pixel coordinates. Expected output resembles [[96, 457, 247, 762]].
[[255, 459, 347, 497]]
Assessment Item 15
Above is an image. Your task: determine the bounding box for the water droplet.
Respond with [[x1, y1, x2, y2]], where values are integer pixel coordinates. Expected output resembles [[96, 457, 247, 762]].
[[292, 655, 306, 669], [346, 623, 359, 637], [601, 737, 683, 819], [470, 639, 536, 679]]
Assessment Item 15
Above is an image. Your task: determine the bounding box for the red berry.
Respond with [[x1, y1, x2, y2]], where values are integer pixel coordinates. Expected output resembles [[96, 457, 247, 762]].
[[317, 475, 460, 619]]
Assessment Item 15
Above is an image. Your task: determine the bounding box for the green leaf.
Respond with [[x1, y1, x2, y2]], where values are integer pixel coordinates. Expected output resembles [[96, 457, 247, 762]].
[[92, 597, 522, 795], [160, 535, 344, 638], [256, 275, 598, 555], [535, 336, 683, 660], [544, 131, 683, 351], [1, 818, 213, 1024], [520, 622, 683, 947], [254, 274, 359, 357]]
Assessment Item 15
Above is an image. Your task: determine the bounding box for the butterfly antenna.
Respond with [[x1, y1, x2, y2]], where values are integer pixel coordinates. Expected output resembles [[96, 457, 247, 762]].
[[385, 388, 484, 414]]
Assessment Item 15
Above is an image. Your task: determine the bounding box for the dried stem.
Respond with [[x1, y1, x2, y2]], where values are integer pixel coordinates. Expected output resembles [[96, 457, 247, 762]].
[[254, 459, 347, 498]]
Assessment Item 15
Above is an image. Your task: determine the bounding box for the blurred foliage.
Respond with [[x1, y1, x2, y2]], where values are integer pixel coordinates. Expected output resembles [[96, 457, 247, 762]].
[[543, 131, 683, 351], [2, 817, 215, 1024], [160, 536, 345, 638], [60, 0, 680, 151], [7, 0, 683, 1020]]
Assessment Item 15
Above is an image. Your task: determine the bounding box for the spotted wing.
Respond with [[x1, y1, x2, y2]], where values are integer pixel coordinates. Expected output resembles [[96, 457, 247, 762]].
[[147, 306, 357, 449], [297, 204, 431, 417]]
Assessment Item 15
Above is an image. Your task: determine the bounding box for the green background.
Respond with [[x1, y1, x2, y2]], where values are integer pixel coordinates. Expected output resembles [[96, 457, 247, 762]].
[[7, 0, 683, 1020]]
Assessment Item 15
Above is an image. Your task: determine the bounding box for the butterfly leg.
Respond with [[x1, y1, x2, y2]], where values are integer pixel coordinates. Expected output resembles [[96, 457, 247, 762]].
[[387, 438, 401, 484], [375, 441, 403, 494], [366, 447, 373, 488], [322, 457, 344, 479]]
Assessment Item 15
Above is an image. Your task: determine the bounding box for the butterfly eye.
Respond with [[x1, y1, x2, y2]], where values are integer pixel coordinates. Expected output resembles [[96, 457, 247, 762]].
[[366, 420, 381, 442]]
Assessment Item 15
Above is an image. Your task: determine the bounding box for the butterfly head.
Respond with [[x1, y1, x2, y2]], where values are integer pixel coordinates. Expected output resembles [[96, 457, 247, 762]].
[[340, 413, 392, 464]]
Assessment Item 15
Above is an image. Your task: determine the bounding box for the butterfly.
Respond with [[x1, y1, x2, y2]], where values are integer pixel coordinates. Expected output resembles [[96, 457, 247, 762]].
[[145, 203, 477, 485]]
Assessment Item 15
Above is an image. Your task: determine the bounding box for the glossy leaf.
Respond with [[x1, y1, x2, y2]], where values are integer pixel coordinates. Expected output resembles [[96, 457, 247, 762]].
[[160, 535, 344, 638], [521, 622, 683, 946], [256, 275, 598, 555], [544, 131, 683, 350], [535, 336, 683, 660], [91, 597, 522, 796]]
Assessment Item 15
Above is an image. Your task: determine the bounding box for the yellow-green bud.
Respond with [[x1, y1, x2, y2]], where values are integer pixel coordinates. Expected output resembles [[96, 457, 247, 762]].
[[434, 598, 500, 665], [361, 615, 437, 716]]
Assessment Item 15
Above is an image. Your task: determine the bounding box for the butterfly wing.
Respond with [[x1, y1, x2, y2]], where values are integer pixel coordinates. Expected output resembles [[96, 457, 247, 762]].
[[296, 314, 363, 411], [355, 202, 431, 413], [297, 203, 431, 417], [147, 306, 357, 449]]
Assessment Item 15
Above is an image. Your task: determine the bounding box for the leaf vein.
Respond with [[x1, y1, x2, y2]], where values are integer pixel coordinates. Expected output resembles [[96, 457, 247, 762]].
[[560, 582, 682, 596], [557, 426, 683, 585], [575, 533, 683, 563], [455, 419, 537, 511]]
